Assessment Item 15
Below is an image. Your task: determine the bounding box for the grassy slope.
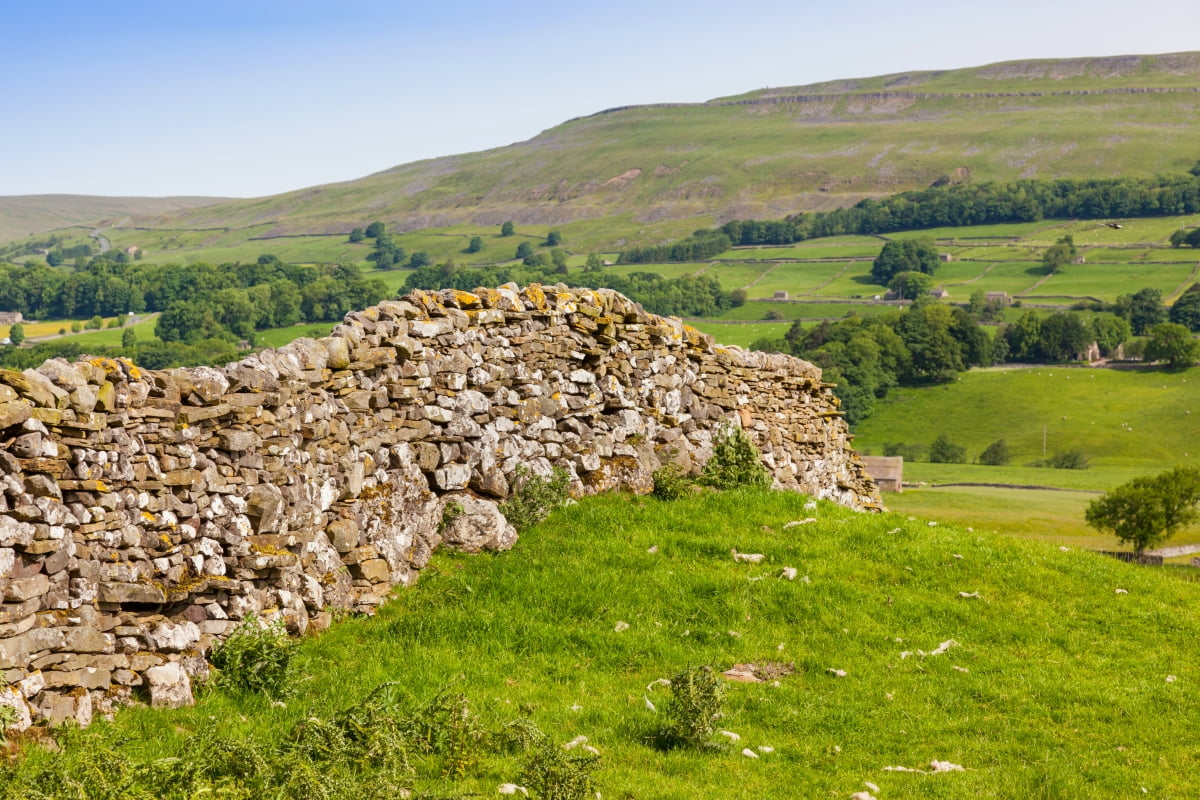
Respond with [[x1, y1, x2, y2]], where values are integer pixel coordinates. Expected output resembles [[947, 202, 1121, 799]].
[[7, 489, 1200, 797], [0, 195, 228, 242], [21, 52, 1193, 258]]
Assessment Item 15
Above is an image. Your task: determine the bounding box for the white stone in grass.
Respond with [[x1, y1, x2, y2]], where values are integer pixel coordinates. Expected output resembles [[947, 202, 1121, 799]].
[[802, 574, 811, 584], [1115, 588, 1129, 595], [643, 696, 657, 712], [741, 748, 759, 758], [582, 745, 601, 756], [719, 730, 741, 742], [1059, 546, 1071, 552], [953, 554, 964, 559], [851, 793, 878, 800], [827, 668, 847, 678], [1166, 675, 1178, 683], [563, 735, 588, 750], [613, 620, 629, 633], [966, 527, 974, 532], [864, 781, 881, 793], [930, 639, 959, 656], [646, 677, 671, 691], [779, 566, 798, 580], [498, 784, 529, 796], [731, 549, 765, 564], [930, 760, 965, 773], [727, 630, 742, 639], [887, 527, 902, 535], [928, 521, 938, 527], [570, 704, 583, 712], [804, 500, 818, 511], [884, 765, 919, 773], [647, 545, 659, 554], [783, 518, 817, 529], [757, 745, 775, 754], [777, 642, 786, 651], [958, 591, 982, 599], [952, 665, 969, 673]]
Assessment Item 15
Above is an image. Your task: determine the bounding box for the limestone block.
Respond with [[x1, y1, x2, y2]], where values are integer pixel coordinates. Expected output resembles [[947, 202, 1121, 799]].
[[0, 685, 31, 732], [440, 495, 518, 554], [146, 662, 193, 709]]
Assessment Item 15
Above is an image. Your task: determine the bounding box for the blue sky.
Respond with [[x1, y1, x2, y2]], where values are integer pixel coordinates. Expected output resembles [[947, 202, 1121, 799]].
[[3, 0, 1198, 198]]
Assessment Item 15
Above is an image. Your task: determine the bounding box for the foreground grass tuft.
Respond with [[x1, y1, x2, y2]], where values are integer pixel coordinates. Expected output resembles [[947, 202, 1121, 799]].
[[4, 490, 1200, 797]]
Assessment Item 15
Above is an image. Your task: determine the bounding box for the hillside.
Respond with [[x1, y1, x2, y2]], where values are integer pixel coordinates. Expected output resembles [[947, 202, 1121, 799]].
[[0, 195, 229, 242], [109, 51, 1200, 248], [5, 490, 1200, 797]]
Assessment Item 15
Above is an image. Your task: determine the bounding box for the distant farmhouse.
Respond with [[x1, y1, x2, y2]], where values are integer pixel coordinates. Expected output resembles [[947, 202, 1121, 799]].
[[0, 312, 25, 326]]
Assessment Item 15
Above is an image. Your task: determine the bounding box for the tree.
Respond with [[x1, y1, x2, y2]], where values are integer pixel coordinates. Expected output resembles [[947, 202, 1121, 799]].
[[46, 251, 64, 267], [465, 236, 484, 254], [871, 239, 940, 285], [7, 323, 23, 346], [408, 252, 431, 269], [888, 271, 933, 301], [1169, 287, 1200, 331], [1042, 234, 1076, 274], [928, 434, 966, 464], [500, 221, 515, 237], [546, 230, 562, 247], [1144, 322, 1200, 368], [1091, 314, 1131, 355], [978, 439, 1011, 466], [550, 248, 569, 273], [364, 221, 385, 239], [730, 288, 747, 307], [121, 327, 136, 349], [515, 241, 534, 261], [1085, 466, 1200, 555], [1114, 287, 1166, 335], [585, 253, 604, 273], [348, 227, 365, 243]]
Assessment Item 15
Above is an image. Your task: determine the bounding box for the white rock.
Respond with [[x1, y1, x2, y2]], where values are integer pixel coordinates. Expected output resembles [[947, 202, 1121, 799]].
[[646, 545, 659, 554], [804, 500, 818, 511], [957, 591, 982, 599], [643, 696, 656, 712], [930, 760, 965, 773], [779, 566, 798, 580], [757, 745, 774, 754], [731, 549, 765, 564], [498, 784, 528, 796], [864, 781, 880, 792], [783, 518, 817, 529], [1166, 675, 1178, 683], [827, 668, 847, 678], [851, 793, 878, 800], [562, 735, 588, 750], [719, 730, 741, 742], [952, 665, 969, 673], [613, 621, 629, 633], [146, 662, 194, 709], [741, 748, 759, 758], [1115, 588, 1128, 594]]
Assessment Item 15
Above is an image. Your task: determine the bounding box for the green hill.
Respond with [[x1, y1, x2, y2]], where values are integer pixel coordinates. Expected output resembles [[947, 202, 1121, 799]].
[[0, 194, 228, 242], [6, 489, 1200, 797], [14, 51, 1198, 257]]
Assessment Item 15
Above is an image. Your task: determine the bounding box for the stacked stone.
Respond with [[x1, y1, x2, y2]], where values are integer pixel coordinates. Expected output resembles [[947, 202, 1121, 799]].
[[0, 283, 879, 729]]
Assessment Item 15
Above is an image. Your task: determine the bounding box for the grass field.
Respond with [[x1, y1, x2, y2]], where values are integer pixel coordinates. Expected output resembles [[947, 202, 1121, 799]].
[[7, 488, 1200, 797], [688, 321, 791, 348]]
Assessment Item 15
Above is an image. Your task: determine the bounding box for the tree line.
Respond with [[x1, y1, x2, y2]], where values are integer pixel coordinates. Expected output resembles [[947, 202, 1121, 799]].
[[0, 253, 388, 344], [622, 169, 1200, 262]]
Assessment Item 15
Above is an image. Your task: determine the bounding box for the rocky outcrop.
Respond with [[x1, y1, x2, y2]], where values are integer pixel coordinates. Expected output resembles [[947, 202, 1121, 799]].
[[0, 284, 878, 727]]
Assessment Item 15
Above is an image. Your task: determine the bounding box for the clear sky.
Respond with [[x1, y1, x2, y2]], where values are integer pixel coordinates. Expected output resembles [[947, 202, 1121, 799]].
[[3, 0, 1198, 198]]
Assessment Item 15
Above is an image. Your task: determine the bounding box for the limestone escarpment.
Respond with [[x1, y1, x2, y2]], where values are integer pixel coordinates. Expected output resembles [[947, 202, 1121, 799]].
[[0, 284, 879, 728]]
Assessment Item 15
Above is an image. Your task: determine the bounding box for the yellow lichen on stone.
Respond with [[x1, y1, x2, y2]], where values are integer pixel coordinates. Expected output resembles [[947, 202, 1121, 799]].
[[451, 289, 482, 308], [524, 284, 548, 311]]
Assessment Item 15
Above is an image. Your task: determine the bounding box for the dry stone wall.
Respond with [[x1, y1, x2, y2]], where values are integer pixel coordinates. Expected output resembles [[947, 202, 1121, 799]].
[[0, 284, 879, 728]]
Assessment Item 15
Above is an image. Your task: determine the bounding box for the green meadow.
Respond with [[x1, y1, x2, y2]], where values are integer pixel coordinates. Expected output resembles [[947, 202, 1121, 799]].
[[6, 489, 1200, 798]]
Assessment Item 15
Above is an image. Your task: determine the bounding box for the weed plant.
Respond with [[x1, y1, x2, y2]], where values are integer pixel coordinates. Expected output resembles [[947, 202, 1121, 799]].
[[499, 465, 571, 531], [699, 422, 772, 490], [209, 614, 299, 698]]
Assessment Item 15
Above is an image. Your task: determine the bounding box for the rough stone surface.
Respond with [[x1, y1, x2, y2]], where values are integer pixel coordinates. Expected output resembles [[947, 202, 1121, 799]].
[[0, 284, 880, 725], [145, 662, 193, 709]]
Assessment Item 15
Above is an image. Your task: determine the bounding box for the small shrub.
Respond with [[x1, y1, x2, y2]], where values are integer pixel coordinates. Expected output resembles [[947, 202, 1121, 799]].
[[658, 665, 726, 750], [652, 462, 693, 500], [0, 702, 18, 744], [209, 614, 299, 698], [1046, 449, 1089, 470], [928, 434, 967, 464], [700, 422, 771, 490], [500, 465, 571, 531], [520, 739, 600, 800], [978, 438, 1012, 466]]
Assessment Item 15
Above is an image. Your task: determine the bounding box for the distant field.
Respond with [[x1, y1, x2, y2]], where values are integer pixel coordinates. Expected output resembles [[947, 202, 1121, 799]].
[[688, 320, 791, 348], [853, 366, 1200, 471]]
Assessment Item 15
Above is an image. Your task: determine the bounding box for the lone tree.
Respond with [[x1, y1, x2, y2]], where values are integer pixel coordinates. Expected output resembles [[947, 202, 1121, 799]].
[[1085, 466, 1200, 555], [1042, 234, 1076, 274], [7, 323, 23, 346], [500, 221, 515, 237], [1144, 322, 1200, 369]]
